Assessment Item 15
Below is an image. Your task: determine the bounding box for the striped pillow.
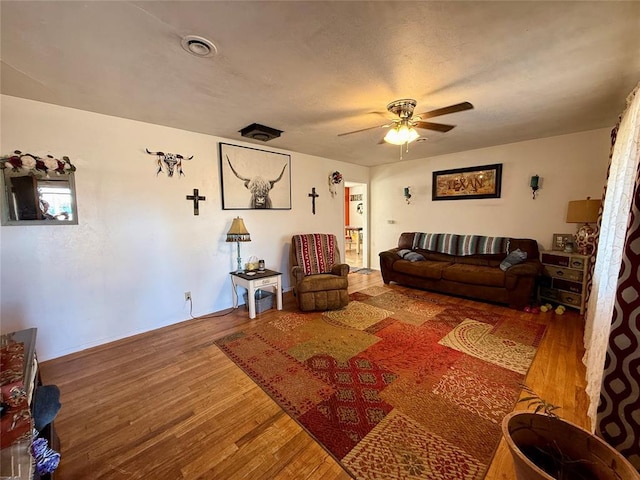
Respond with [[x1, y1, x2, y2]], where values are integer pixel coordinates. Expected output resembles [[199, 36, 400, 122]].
[[293, 234, 337, 275]]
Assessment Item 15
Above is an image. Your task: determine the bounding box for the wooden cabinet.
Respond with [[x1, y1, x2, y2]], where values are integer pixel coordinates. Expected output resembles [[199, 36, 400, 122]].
[[539, 251, 591, 314]]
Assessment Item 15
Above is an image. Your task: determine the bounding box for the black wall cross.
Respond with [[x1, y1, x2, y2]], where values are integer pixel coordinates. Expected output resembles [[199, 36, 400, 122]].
[[308, 187, 319, 215], [186, 188, 206, 215]]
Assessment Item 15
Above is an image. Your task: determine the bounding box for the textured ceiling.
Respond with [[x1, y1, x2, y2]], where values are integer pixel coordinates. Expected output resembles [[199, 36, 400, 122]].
[[1, 1, 639, 167]]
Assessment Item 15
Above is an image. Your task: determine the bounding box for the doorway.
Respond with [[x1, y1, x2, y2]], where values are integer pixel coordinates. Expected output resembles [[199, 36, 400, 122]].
[[344, 181, 367, 269]]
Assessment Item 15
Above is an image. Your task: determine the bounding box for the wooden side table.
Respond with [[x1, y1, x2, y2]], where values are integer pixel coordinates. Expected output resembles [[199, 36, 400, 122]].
[[539, 250, 591, 314], [230, 269, 283, 319]]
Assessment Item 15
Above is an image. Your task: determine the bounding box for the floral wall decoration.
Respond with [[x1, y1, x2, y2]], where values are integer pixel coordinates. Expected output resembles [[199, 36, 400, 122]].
[[328, 170, 343, 198], [0, 150, 76, 176]]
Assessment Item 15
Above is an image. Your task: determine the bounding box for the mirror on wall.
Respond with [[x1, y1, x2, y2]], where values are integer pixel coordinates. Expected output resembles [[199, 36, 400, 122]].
[[1, 151, 78, 226]]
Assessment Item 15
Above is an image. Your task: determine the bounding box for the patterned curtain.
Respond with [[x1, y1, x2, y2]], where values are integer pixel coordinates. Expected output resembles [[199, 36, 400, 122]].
[[581, 82, 639, 471], [596, 141, 640, 470], [584, 124, 619, 307]]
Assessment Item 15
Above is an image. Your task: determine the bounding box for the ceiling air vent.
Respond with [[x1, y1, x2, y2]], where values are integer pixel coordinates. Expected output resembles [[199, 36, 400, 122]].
[[239, 123, 283, 142], [181, 35, 217, 58]]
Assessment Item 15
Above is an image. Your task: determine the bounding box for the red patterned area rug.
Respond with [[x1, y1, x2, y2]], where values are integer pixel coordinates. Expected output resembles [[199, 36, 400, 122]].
[[215, 285, 546, 479]]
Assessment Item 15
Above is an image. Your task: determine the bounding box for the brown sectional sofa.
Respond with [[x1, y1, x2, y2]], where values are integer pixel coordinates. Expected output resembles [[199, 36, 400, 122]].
[[379, 232, 542, 308]]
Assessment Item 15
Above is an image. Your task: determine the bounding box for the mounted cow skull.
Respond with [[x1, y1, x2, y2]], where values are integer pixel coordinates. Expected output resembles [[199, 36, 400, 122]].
[[226, 155, 287, 209], [146, 149, 193, 177]]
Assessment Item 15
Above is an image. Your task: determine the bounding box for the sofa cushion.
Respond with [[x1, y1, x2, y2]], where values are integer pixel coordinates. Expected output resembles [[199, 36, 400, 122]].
[[398, 233, 417, 250], [507, 238, 540, 259], [296, 273, 348, 293], [412, 233, 509, 256], [394, 260, 452, 280], [413, 233, 459, 255], [441, 264, 506, 287], [417, 250, 456, 262], [458, 235, 509, 256]]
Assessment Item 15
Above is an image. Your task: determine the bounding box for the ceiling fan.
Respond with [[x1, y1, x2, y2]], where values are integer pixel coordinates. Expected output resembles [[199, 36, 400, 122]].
[[337, 99, 474, 147]]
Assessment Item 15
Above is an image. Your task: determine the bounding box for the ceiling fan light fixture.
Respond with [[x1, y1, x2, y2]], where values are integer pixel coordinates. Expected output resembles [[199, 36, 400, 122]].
[[384, 125, 419, 145]]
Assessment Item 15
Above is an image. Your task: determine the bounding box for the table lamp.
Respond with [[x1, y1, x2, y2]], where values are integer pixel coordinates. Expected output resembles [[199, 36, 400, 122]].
[[566, 197, 601, 255], [226, 217, 251, 272]]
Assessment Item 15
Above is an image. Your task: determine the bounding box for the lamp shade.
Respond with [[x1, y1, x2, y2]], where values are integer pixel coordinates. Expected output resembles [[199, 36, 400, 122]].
[[384, 125, 419, 145], [566, 198, 601, 224], [226, 217, 251, 242]]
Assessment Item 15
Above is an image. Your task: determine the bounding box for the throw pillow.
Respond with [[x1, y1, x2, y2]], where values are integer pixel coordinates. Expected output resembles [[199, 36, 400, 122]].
[[397, 249, 412, 258], [404, 251, 426, 262], [500, 248, 528, 271]]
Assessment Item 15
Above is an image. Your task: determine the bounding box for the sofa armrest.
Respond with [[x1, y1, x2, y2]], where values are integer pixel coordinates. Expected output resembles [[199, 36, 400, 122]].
[[379, 250, 402, 284], [505, 260, 542, 277], [332, 263, 350, 277], [291, 266, 305, 284], [379, 250, 401, 269]]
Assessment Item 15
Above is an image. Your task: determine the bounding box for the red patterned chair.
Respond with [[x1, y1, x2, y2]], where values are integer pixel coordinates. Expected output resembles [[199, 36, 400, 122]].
[[289, 233, 349, 311]]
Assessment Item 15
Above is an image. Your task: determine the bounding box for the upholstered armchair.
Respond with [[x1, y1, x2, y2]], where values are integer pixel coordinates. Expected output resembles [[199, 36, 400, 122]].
[[290, 233, 349, 311]]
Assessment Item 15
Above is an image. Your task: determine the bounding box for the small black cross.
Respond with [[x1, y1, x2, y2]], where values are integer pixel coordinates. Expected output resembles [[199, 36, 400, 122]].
[[308, 187, 319, 215], [186, 188, 206, 216]]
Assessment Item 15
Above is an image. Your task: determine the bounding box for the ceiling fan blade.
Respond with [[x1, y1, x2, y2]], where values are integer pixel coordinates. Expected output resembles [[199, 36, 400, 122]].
[[414, 121, 456, 132], [416, 101, 474, 119], [337, 123, 393, 137]]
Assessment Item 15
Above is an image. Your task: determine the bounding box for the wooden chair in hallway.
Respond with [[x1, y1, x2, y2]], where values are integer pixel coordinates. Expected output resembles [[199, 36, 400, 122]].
[[345, 230, 355, 251]]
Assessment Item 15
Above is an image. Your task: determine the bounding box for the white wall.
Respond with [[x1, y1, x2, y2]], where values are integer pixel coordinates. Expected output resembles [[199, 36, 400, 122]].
[[0, 95, 611, 360], [0, 95, 368, 360], [370, 128, 611, 259]]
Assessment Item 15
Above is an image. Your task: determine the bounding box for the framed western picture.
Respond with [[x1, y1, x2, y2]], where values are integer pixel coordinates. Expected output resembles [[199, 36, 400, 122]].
[[432, 163, 502, 201], [219, 143, 291, 210]]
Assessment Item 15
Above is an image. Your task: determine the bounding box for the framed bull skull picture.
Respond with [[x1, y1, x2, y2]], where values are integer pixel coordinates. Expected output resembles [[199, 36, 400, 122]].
[[219, 143, 291, 210]]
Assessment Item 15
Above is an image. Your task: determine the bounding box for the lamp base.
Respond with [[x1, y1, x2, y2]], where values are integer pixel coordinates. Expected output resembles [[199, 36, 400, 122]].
[[575, 223, 598, 255], [235, 241, 244, 273]]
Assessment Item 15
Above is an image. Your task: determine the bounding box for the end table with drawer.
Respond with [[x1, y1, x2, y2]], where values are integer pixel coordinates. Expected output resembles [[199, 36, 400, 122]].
[[539, 251, 591, 314], [230, 269, 283, 319]]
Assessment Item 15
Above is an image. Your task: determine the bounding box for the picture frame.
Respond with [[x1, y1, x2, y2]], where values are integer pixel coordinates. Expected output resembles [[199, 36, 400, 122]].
[[432, 163, 502, 201], [219, 143, 291, 210], [552, 233, 575, 251]]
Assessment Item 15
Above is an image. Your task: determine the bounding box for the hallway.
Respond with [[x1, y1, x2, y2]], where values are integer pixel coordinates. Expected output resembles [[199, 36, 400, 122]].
[[344, 240, 363, 269]]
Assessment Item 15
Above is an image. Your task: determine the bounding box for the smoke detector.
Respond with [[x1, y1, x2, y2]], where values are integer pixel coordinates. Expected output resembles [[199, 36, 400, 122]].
[[181, 35, 217, 58], [239, 123, 283, 142]]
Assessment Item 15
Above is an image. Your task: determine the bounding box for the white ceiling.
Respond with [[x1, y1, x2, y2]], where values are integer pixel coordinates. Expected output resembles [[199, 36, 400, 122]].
[[1, 1, 639, 167]]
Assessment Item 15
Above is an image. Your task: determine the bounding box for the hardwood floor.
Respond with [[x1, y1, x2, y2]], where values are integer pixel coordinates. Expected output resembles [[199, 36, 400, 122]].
[[40, 271, 589, 479], [344, 247, 363, 269]]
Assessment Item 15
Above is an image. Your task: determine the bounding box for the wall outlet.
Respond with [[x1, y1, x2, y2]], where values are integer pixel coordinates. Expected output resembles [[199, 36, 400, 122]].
[[184, 291, 192, 301]]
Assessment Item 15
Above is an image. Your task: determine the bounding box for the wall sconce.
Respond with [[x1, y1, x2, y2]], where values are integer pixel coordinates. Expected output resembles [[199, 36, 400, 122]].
[[530, 175, 540, 199], [404, 187, 412, 204]]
